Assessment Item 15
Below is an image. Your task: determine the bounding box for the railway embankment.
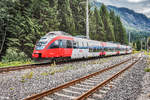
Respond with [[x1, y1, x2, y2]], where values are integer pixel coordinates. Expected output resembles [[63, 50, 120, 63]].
[[136, 57, 150, 100], [101, 54, 148, 100], [0, 54, 149, 100], [0, 55, 133, 100]]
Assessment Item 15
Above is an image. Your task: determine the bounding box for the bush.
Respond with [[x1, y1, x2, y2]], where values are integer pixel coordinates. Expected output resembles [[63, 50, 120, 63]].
[[2, 48, 30, 62]]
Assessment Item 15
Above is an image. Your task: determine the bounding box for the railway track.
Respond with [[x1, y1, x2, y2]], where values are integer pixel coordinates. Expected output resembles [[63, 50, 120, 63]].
[[0, 62, 51, 73], [0, 57, 97, 73], [24, 56, 140, 100], [0, 55, 130, 73]]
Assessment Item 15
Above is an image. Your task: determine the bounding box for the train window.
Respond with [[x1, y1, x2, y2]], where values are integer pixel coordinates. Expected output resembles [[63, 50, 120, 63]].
[[113, 48, 115, 51], [67, 40, 72, 48], [82, 42, 84, 49], [48, 40, 59, 49], [86, 42, 89, 49], [115, 47, 117, 51], [89, 48, 93, 52], [73, 41, 77, 49], [62, 40, 67, 48], [100, 47, 102, 51], [108, 47, 110, 51], [116, 48, 119, 51], [104, 47, 108, 51], [111, 48, 113, 51], [58, 40, 63, 48], [76, 42, 79, 48], [35, 41, 47, 50], [93, 47, 96, 52]]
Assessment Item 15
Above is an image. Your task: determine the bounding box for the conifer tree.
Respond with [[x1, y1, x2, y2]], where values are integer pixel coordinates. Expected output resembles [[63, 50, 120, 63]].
[[109, 10, 116, 41], [100, 4, 115, 41], [0, 0, 130, 61], [116, 16, 128, 44], [58, 0, 76, 35], [0, 0, 16, 60], [136, 40, 141, 50], [69, 0, 86, 35], [28, 0, 60, 33], [90, 7, 105, 41]]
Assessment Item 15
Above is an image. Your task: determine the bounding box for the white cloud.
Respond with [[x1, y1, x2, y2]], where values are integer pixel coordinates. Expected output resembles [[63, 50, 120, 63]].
[[137, 8, 150, 17], [143, 8, 150, 13], [127, 0, 147, 3]]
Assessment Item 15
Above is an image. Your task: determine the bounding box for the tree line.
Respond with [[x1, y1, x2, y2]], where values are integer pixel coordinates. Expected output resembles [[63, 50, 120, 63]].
[[0, 0, 127, 61]]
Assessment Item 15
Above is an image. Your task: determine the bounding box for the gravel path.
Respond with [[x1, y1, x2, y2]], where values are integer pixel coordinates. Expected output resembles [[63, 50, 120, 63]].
[[0, 55, 133, 100], [101, 54, 148, 100]]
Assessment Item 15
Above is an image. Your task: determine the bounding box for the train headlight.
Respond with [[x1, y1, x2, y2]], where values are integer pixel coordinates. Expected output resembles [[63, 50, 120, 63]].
[[32, 53, 39, 58]]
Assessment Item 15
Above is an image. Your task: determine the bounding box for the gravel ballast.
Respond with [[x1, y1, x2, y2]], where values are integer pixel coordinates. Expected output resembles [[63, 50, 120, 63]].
[[102, 55, 148, 100], [0, 54, 144, 100], [136, 56, 150, 100], [48, 59, 133, 100]]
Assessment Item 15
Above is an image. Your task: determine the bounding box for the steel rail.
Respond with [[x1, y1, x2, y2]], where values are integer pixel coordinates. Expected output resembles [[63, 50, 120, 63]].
[[0, 57, 96, 73], [0, 62, 51, 73], [75, 57, 140, 100], [24, 57, 133, 100], [0, 55, 131, 73]]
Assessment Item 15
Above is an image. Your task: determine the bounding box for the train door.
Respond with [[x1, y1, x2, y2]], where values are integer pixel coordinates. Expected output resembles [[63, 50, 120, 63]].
[[62, 40, 73, 57], [117, 44, 120, 55], [102, 42, 106, 56], [47, 40, 62, 58]]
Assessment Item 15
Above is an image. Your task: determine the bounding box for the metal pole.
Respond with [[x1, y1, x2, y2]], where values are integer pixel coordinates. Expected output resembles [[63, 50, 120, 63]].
[[147, 37, 149, 52], [145, 37, 146, 50], [141, 40, 142, 51], [86, 0, 89, 39], [128, 32, 130, 44]]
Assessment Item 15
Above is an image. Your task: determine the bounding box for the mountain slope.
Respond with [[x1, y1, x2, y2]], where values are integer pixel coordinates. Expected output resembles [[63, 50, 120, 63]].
[[90, 1, 150, 31]]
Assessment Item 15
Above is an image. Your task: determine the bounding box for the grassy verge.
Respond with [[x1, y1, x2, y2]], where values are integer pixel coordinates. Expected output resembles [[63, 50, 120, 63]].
[[132, 50, 140, 54], [0, 60, 34, 68], [144, 68, 150, 72]]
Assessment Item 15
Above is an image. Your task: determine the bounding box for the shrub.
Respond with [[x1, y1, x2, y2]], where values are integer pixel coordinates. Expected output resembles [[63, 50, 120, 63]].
[[2, 48, 30, 62], [144, 68, 150, 72]]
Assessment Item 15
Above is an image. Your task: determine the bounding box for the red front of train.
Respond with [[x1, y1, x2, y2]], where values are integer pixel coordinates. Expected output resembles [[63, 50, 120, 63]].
[[32, 32, 73, 59]]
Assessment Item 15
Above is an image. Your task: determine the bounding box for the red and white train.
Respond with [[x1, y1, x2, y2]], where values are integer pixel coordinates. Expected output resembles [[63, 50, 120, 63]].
[[32, 31, 132, 60]]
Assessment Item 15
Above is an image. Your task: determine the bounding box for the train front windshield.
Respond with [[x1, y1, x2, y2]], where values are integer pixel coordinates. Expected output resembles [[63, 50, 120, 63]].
[[35, 33, 57, 50], [35, 41, 47, 50]]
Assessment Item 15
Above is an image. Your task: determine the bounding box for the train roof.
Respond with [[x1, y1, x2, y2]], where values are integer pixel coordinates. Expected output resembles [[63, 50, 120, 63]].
[[43, 31, 131, 48], [46, 31, 72, 36]]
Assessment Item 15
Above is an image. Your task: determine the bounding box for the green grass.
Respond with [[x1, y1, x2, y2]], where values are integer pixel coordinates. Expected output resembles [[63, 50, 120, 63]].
[[144, 68, 150, 72], [40, 72, 49, 76], [21, 71, 34, 83], [0, 60, 34, 68], [40, 65, 75, 76]]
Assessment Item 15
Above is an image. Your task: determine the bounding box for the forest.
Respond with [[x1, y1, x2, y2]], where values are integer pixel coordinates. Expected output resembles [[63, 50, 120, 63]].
[[0, 0, 127, 62]]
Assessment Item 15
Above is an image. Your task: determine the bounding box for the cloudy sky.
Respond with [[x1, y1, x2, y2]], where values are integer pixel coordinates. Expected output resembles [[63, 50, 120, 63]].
[[95, 0, 150, 18]]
